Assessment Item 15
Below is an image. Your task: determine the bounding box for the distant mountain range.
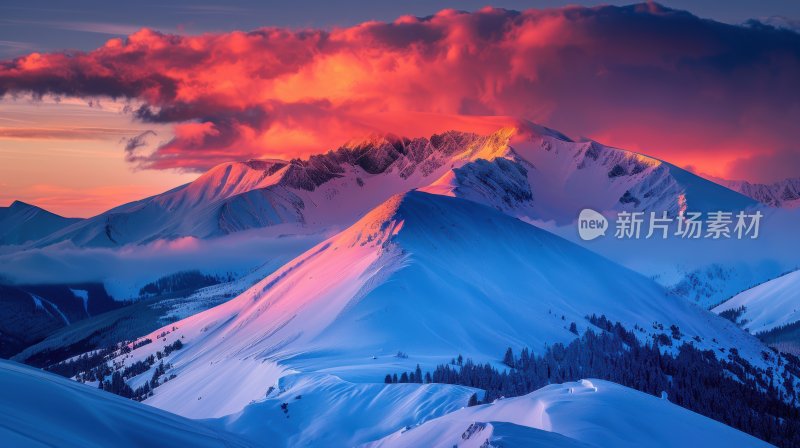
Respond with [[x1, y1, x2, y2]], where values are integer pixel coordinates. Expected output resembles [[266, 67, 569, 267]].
[[718, 177, 800, 208], [0, 200, 81, 246], [3, 120, 761, 249]]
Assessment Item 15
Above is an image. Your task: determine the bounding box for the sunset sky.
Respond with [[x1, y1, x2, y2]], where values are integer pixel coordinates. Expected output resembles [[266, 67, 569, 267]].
[[1, 1, 800, 217]]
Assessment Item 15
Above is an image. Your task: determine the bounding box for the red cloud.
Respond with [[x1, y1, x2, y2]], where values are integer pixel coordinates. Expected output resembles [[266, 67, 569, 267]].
[[1, 4, 799, 181]]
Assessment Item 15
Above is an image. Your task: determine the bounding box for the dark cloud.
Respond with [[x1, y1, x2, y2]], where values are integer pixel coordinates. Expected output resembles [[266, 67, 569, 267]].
[[122, 129, 156, 162]]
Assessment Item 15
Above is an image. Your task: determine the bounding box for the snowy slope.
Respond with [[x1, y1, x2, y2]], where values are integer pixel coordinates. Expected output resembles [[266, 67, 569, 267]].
[[105, 192, 771, 427], [210, 373, 482, 447], [366, 379, 770, 448], [0, 359, 255, 448], [0, 200, 81, 246], [713, 270, 800, 335]]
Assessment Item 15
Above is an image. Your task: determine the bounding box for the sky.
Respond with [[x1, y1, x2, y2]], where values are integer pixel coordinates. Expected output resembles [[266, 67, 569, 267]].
[[1, 1, 800, 217]]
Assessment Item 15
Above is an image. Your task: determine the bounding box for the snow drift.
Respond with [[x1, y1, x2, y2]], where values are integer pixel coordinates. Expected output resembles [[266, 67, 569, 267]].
[[366, 379, 771, 448]]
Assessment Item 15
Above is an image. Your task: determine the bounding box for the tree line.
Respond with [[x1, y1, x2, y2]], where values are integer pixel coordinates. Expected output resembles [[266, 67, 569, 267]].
[[384, 315, 800, 447]]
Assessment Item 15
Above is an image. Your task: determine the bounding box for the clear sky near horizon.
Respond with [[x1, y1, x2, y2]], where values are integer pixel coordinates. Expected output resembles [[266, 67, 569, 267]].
[[1, 1, 799, 217]]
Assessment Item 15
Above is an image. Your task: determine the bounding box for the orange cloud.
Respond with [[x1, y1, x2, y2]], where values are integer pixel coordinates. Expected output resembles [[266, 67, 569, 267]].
[[1, 4, 799, 182]]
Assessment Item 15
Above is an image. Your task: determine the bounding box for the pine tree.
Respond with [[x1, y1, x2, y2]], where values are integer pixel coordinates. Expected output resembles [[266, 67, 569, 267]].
[[399, 372, 409, 383], [467, 393, 479, 407], [384, 374, 392, 384], [520, 347, 530, 370], [503, 347, 514, 367], [415, 364, 423, 383]]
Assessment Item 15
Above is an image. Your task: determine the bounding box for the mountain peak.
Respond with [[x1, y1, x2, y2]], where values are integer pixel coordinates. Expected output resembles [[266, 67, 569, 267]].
[[505, 118, 574, 143], [8, 200, 34, 210], [0, 200, 81, 245], [242, 158, 290, 171], [340, 132, 404, 150]]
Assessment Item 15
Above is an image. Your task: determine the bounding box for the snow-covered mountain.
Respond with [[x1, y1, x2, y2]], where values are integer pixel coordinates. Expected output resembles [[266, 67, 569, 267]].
[[367, 379, 770, 448], [86, 192, 783, 446], [713, 269, 800, 352], [424, 125, 756, 223], [0, 359, 255, 448], [30, 132, 509, 247], [719, 177, 800, 208], [418, 125, 786, 310], [0, 200, 81, 246], [22, 121, 756, 248]]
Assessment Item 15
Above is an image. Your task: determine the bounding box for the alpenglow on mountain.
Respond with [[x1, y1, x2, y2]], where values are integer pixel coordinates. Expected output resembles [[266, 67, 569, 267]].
[[58, 191, 792, 446], [17, 120, 755, 249]]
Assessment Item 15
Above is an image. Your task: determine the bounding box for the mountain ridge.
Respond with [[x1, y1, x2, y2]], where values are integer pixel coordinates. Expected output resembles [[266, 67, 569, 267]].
[[9, 120, 758, 249], [718, 176, 800, 208], [0, 200, 82, 246]]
